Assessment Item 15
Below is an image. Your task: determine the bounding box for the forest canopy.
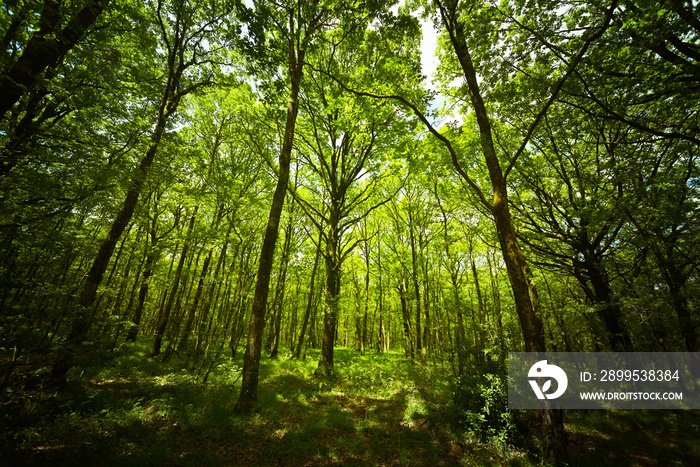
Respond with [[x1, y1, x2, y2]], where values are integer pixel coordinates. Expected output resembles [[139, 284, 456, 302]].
[[1, 0, 699, 464]]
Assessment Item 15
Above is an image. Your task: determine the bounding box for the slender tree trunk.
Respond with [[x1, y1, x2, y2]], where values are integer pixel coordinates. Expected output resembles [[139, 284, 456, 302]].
[[579, 257, 632, 351], [488, 253, 507, 365], [398, 271, 414, 359], [194, 226, 232, 362], [377, 244, 387, 353], [108, 229, 138, 328], [152, 207, 198, 357], [450, 267, 466, 374], [630, 216, 697, 351], [177, 249, 212, 353], [469, 237, 485, 370], [419, 229, 431, 357], [435, 189, 466, 373], [127, 243, 158, 342], [408, 210, 422, 357], [234, 46, 303, 414], [436, 2, 567, 461], [293, 229, 322, 359], [542, 274, 573, 353], [50, 120, 169, 386], [361, 230, 371, 356], [163, 249, 198, 360], [270, 207, 294, 359], [288, 274, 301, 350], [663, 259, 697, 352]]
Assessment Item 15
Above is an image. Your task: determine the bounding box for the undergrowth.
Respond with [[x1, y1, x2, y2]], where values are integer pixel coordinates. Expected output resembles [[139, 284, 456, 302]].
[[1, 339, 698, 466]]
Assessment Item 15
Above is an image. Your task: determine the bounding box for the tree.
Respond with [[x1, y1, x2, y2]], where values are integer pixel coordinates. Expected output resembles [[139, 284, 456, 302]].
[[0, 0, 111, 122], [293, 68, 405, 374], [50, 0, 234, 386], [233, 0, 324, 414], [510, 110, 634, 351], [322, 0, 619, 459]]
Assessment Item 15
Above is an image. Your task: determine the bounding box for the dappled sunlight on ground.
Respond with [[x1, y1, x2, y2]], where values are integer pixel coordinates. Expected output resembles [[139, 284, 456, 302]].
[[2, 342, 697, 466]]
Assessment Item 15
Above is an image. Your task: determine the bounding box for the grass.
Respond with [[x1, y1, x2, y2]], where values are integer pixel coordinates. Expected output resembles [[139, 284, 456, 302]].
[[1, 340, 699, 466]]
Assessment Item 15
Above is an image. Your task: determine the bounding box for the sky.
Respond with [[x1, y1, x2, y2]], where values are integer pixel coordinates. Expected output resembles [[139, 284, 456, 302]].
[[419, 15, 440, 90], [417, 14, 461, 127]]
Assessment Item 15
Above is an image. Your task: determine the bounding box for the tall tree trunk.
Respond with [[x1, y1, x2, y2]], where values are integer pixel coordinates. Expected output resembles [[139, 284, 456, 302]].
[[377, 243, 387, 353], [49, 88, 176, 386], [398, 271, 414, 359], [435, 186, 466, 373], [435, 1, 568, 461], [629, 214, 697, 351], [293, 229, 322, 359], [662, 257, 697, 352], [177, 248, 212, 353], [234, 45, 303, 415], [317, 203, 341, 375], [419, 229, 431, 357], [408, 209, 422, 357], [542, 274, 573, 353], [152, 207, 198, 356], [574, 256, 632, 351], [468, 237, 485, 370], [127, 243, 158, 343], [191, 223, 231, 361], [0, 0, 110, 122], [270, 205, 295, 359], [360, 226, 372, 356]]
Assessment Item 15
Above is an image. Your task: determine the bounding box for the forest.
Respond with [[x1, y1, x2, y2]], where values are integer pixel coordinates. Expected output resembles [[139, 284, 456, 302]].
[[1, 0, 699, 465]]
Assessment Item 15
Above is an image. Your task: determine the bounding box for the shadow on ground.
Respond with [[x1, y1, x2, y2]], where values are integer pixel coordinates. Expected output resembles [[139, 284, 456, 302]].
[[2, 344, 699, 466]]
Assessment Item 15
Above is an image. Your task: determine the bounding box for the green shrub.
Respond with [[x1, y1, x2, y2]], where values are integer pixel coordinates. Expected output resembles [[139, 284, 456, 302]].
[[450, 372, 514, 446]]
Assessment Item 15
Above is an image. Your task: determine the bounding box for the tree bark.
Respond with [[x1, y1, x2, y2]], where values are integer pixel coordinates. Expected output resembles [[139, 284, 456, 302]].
[[293, 229, 322, 359], [177, 248, 212, 353], [408, 207, 423, 357], [152, 207, 198, 357], [398, 271, 414, 359], [468, 237, 485, 370], [377, 242, 387, 353], [317, 200, 343, 375], [0, 0, 110, 120], [581, 257, 632, 351], [435, 1, 567, 461], [269, 207, 295, 359], [234, 43, 303, 414]]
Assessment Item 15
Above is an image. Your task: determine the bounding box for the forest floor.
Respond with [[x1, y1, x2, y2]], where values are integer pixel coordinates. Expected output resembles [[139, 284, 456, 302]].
[[2, 340, 699, 466]]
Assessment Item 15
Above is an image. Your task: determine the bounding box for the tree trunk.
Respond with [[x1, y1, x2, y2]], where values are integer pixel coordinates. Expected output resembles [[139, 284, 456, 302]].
[[436, 2, 567, 461], [469, 237, 485, 370], [0, 0, 110, 121], [317, 203, 341, 376], [234, 46, 303, 415], [361, 228, 372, 356], [579, 257, 632, 351], [177, 248, 212, 353], [419, 229, 431, 357], [152, 207, 198, 356], [194, 226, 233, 363], [49, 106, 173, 386], [408, 209, 422, 357], [126, 242, 158, 342], [398, 271, 414, 359], [269, 207, 295, 359], [377, 243, 387, 353], [293, 229, 322, 359]]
